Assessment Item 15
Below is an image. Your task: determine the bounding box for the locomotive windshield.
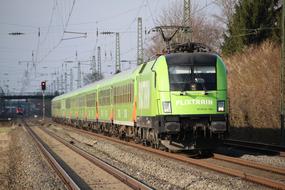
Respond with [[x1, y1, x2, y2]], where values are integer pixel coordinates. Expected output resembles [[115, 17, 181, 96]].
[[166, 53, 217, 91]]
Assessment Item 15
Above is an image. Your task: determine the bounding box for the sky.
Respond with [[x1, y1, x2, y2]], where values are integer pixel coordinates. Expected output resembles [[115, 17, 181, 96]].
[[0, 0, 221, 94]]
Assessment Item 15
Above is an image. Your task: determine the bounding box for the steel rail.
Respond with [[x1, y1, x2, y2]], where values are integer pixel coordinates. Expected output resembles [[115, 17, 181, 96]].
[[22, 120, 80, 190], [223, 139, 285, 157], [212, 153, 285, 176], [62, 126, 285, 190], [41, 127, 153, 190]]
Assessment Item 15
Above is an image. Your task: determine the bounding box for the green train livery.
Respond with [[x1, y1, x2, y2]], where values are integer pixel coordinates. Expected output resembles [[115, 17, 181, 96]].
[[52, 52, 228, 151]]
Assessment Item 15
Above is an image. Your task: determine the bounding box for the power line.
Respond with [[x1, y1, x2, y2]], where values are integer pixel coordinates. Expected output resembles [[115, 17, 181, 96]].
[[191, 0, 215, 15], [35, 28, 41, 64], [0, 22, 38, 28], [64, 0, 76, 28], [146, 0, 156, 25], [96, 4, 146, 24], [38, 0, 76, 64], [55, 0, 65, 31], [121, 0, 146, 33], [94, 1, 146, 62], [40, 0, 57, 47], [230, 27, 279, 38], [121, 46, 136, 55]]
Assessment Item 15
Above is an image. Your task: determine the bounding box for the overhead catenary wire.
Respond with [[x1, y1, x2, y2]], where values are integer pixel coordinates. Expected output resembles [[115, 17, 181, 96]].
[[146, 0, 156, 25], [38, 0, 76, 64], [6, 1, 174, 92], [40, 0, 57, 47], [229, 27, 280, 38], [94, 1, 146, 61]]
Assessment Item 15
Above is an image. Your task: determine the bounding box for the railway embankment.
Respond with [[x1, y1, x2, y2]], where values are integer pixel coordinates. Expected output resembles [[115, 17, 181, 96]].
[[225, 41, 281, 144], [0, 121, 65, 190], [44, 121, 274, 190]]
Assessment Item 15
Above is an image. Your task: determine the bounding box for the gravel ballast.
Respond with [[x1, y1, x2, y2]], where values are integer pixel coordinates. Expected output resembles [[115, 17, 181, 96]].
[[241, 154, 285, 168], [0, 126, 11, 190], [7, 123, 66, 190], [47, 123, 273, 190]]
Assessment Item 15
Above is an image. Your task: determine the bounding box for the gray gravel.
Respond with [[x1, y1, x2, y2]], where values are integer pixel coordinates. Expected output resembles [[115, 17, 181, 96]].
[[240, 154, 285, 168], [7, 123, 66, 190], [48, 124, 273, 190], [0, 126, 11, 190]]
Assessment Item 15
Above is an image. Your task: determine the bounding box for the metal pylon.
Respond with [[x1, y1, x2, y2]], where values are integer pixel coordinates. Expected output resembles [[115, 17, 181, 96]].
[[70, 68, 73, 91], [183, 0, 192, 41], [115, 33, 120, 72], [137, 17, 143, 65], [91, 55, 96, 74], [77, 61, 81, 88], [97, 46, 101, 77]]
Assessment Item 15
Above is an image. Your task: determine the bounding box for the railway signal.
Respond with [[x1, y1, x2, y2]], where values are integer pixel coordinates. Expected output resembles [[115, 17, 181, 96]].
[[41, 81, 46, 91], [41, 81, 46, 120]]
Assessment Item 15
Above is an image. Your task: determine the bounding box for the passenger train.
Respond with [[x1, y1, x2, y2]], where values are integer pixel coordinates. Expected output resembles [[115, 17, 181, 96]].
[[52, 49, 228, 151]]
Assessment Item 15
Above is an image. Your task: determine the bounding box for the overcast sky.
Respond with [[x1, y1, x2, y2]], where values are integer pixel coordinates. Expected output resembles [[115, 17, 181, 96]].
[[0, 0, 221, 93]]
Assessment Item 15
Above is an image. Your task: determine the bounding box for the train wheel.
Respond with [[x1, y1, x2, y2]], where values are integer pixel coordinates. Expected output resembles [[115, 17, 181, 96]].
[[134, 137, 140, 144]]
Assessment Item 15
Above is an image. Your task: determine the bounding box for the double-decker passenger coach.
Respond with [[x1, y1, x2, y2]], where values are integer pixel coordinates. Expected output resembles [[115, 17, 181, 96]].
[[52, 44, 228, 152]]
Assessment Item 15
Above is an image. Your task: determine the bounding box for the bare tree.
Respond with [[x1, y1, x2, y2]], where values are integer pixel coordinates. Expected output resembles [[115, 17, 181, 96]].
[[144, 1, 224, 59], [83, 72, 103, 85], [213, 0, 239, 24]]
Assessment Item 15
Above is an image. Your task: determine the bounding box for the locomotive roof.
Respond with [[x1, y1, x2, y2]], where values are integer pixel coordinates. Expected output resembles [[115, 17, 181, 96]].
[[165, 52, 218, 66]]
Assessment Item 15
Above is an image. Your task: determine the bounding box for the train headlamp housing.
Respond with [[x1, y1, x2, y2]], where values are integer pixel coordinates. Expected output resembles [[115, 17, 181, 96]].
[[163, 101, 172, 113], [217, 101, 225, 112]]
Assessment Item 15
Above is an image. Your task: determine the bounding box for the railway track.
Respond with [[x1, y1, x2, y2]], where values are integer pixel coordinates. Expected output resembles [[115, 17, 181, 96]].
[[223, 139, 285, 157], [24, 119, 153, 190], [22, 120, 81, 190], [212, 153, 285, 176], [52, 122, 285, 190]]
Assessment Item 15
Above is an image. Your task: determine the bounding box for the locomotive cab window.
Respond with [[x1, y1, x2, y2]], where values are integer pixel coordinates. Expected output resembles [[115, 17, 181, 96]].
[[166, 53, 217, 92]]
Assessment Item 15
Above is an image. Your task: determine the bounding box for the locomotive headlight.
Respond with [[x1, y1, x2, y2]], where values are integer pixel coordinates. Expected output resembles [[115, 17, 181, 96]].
[[217, 101, 225, 112], [163, 101, 172, 113]]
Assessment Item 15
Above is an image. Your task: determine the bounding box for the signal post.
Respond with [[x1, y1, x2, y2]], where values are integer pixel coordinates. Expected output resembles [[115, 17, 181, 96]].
[[41, 81, 46, 120]]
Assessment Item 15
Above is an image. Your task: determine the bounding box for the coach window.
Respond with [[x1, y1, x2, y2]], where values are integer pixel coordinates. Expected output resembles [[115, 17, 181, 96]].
[[121, 86, 123, 103], [72, 97, 76, 108], [126, 84, 129, 103], [121, 86, 124, 103], [112, 89, 114, 105], [123, 85, 125, 103], [79, 96, 82, 107], [78, 96, 84, 107], [116, 87, 118, 104], [55, 101, 61, 109], [99, 90, 103, 105], [127, 84, 131, 102], [117, 87, 119, 104], [114, 86, 118, 104], [87, 93, 96, 107], [99, 89, 110, 106], [66, 98, 71, 109], [107, 89, 110, 105], [127, 84, 129, 103], [129, 84, 132, 103]]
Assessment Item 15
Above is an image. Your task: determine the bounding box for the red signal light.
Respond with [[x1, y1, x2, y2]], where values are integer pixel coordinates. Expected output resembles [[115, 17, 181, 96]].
[[41, 81, 46, 91]]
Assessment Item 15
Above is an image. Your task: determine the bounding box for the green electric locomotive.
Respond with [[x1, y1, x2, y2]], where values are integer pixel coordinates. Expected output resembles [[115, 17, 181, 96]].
[[52, 51, 228, 151]]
